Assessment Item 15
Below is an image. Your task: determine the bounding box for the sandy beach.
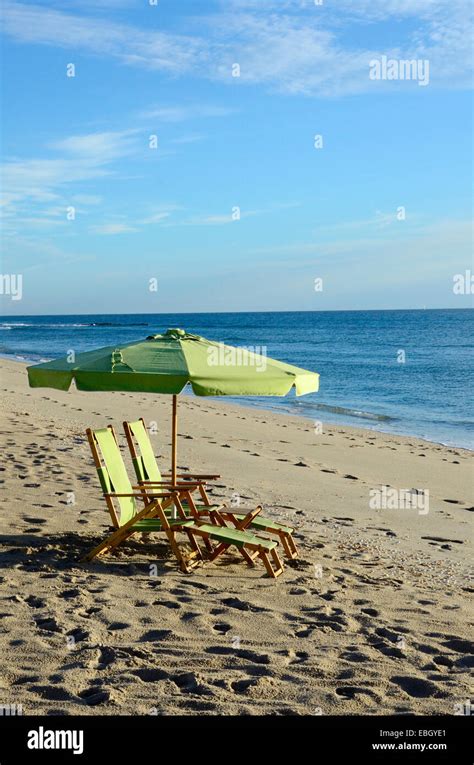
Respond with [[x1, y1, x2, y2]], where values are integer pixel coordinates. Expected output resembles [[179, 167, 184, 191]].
[[0, 356, 472, 716]]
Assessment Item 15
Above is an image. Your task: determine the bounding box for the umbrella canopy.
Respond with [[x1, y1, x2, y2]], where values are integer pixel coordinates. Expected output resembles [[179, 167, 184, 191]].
[[27, 328, 319, 484], [27, 328, 319, 396]]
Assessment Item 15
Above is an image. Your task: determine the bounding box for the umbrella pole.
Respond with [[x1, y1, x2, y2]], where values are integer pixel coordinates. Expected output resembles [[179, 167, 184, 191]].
[[171, 394, 178, 520], [171, 394, 178, 484]]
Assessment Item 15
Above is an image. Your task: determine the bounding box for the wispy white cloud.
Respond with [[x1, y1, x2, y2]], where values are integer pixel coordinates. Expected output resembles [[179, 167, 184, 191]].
[[3, 129, 137, 208], [51, 129, 138, 160], [139, 105, 237, 122], [169, 135, 204, 145], [92, 204, 182, 234], [1, 128, 143, 234], [163, 209, 261, 227], [2, 1, 208, 73], [90, 201, 297, 233], [213, 4, 471, 94], [3, 0, 471, 96], [249, 216, 471, 263], [71, 194, 103, 206], [226, 0, 459, 18], [91, 222, 138, 235], [187, 213, 240, 226], [310, 210, 423, 237], [140, 211, 172, 225], [336, 0, 452, 20]]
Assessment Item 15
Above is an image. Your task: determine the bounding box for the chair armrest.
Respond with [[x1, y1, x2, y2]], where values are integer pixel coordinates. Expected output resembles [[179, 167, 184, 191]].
[[183, 473, 220, 480], [162, 473, 220, 480], [134, 481, 202, 488], [105, 492, 175, 499]]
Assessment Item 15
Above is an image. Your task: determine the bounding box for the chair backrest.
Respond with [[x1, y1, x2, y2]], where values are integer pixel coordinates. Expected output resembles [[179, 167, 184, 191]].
[[87, 426, 137, 527], [124, 419, 162, 483]]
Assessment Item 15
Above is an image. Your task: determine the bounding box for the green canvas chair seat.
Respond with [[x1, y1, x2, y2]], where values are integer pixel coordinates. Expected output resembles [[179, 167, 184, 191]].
[[187, 523, 278, 551], [133, 518, 195, 532], [124, 418, 298, 560], [231, 513, 293, 536]]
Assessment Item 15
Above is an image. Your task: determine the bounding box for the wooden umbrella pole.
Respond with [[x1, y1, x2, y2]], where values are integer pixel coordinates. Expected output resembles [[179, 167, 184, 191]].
[[171, 394, 178, 486], [170, 394, 178, 520]]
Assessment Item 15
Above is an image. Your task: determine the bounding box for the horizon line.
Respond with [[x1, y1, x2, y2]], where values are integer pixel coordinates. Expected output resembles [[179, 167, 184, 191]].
[[0, 307, 473, 319]]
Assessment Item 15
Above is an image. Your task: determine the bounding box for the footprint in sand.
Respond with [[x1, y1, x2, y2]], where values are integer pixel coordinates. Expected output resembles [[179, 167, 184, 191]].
[[139, 629, 173, 642], [441, 638, 474, 653], [77, 606, 102, 618], [89, 646, 116, 669], [361, 608, 379, 617], [230, 678, 269, 695], [432, 655, 454, 668], [279, 649, 309, 665], [35, 616, 63, 633], [184, 580, 210, 591], [78, 687, 111, 706], [390, 676, 441, 698], [152, 600, 181, 610], [23, 516, 47, 524], [58, 588, 82, 599], [133, 668, 168, 682], [336, 686, 374, 700], [221, 597, 268, 613], [25, 595, 46, 608], [31, 685, 73, 702], [170, 673, 212, 697], [107, 622, 130, 631], [213, 623, 232, 634], [206, 646, 271, 664], [180, 611, 201, 622], [66, 627, 89, 643]]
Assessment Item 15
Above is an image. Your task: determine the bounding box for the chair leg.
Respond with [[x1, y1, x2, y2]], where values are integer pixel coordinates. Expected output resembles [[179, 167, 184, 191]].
[[81, 525, 135, 562], [164, 526, 203, 574], [280, 532, 299, 560], [270, 548, 284, 576], [183, 527, 202, 557], [208, 541, 227, 561], [259, 548, 284, 578], [240, 548, 257, 567]]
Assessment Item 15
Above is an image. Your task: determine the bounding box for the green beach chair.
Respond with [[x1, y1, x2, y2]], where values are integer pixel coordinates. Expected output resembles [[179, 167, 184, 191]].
[[84, 426, 284, 577], [123, 418, 298, 560]]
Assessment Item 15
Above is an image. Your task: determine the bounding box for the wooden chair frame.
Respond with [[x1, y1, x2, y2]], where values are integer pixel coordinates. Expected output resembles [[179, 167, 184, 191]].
[[123, 418, 298, 560], [83, 426, 283, 577]]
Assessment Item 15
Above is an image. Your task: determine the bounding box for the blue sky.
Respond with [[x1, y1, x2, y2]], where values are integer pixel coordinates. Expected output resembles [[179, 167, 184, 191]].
[[1, 0, 472, 314]]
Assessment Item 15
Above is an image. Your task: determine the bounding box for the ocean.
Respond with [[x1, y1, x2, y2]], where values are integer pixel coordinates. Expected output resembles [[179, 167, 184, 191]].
[[1, 309, 473, 450]]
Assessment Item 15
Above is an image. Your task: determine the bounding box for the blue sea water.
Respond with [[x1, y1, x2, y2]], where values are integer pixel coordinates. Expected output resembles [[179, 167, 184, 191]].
[[0, 310, 473, 450]]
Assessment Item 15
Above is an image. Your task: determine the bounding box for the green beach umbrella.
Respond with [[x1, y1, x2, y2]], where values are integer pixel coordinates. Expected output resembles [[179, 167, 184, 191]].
[[27, 328, 319, 482]]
